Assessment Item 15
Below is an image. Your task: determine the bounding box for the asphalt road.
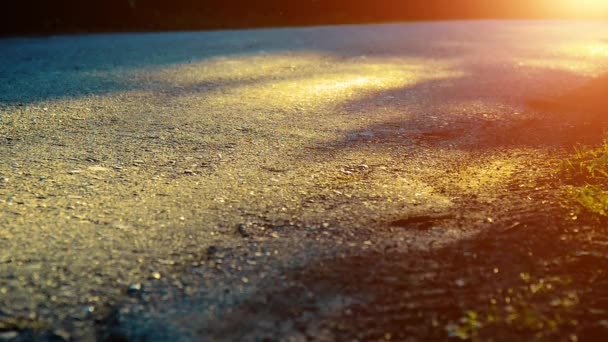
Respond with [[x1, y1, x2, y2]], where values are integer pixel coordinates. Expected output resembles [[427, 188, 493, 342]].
[[1, 21, 608, 341]]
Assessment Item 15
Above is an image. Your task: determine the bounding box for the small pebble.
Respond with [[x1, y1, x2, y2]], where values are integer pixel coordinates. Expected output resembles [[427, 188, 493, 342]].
[[127, 283, 143, 294], [151, 272, 161, 280], [431, 227, 448, 234], [87, 165, 110, 172], [207, 245, 218, 256], [237, 224, 250, 238]]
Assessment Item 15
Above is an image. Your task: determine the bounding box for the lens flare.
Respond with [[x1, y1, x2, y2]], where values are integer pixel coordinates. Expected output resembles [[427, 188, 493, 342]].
[[548, 0, 608, 18]]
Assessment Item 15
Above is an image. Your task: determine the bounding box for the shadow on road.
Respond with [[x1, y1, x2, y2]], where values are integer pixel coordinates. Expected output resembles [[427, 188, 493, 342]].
[[299, 68, 608, 168], [172, 175, 608, 341]]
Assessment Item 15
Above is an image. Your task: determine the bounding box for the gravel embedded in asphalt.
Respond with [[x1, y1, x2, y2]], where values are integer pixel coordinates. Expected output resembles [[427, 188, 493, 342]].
[[1, 21, 608, 340]]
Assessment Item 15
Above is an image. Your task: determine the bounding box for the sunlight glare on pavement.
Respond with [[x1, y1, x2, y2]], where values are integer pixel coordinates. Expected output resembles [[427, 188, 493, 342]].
[[199, 55, 461, 111], [129, 53, 461, 118], [518, 40, 608, 77], [311, 76, 384, 92]]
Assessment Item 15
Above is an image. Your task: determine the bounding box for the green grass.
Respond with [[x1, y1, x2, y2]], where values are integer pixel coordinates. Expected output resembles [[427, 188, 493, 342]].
[[561, 140, 608, 217], [562, 142, 608, 182], [572, 185, 608, 217], [447, 276, 578, 340]]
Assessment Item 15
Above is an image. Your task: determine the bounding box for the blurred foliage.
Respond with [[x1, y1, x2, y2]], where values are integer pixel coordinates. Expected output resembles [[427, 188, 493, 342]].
[[1, 0, 605, 36]]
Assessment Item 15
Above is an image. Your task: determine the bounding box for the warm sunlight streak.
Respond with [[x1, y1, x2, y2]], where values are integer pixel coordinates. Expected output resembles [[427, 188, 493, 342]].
[[588, 44, 608, 57], [144, 54, 462, 114], [518, 41, 608, 77], [562, 42, 608, 58], [312, 76, 383, 92], [537, 0, 608, 18], [518, 59, 605, 77], [559, 0, 608, 12], [221, 60, 461, 111]]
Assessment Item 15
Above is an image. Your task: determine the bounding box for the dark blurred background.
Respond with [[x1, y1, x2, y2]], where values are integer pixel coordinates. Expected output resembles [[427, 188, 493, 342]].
[[1, 0, 606, 36]]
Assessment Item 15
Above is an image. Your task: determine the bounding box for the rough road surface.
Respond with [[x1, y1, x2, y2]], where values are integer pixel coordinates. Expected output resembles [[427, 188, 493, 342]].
[[1, 21, 608, 341]]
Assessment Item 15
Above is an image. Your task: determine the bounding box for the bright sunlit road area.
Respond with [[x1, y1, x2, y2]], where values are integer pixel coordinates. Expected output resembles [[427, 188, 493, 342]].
[[1, 20, 608, 340]]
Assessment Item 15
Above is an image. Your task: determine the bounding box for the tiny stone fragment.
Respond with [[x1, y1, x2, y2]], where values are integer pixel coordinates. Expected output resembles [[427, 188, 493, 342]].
[[85, 306, 95, 316], [455, 279, 466, 287], [127, 283, 143, 294], [87, 165, 110, 172], [237, 224, 250, 238], [431, 227, 448, 234]]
